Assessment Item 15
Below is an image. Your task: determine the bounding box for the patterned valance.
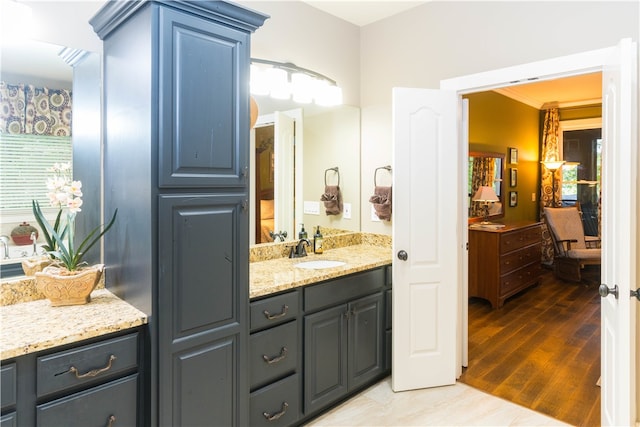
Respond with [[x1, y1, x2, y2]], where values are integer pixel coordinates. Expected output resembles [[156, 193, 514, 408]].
[[0, 82, 72, 136]]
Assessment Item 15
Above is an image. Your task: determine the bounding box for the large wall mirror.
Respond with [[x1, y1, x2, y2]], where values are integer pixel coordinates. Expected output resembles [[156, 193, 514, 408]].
[[250, 95, 361, 246], [0, 39, 100, 277], [468, 151, 505, 223]]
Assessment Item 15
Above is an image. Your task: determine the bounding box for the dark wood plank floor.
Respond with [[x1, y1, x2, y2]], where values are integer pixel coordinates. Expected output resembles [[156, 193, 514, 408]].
[[459, 266, 601, 427]]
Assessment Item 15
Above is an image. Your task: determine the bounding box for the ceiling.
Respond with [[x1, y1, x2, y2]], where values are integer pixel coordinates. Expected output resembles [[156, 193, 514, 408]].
[[0, 2, 602, 109]]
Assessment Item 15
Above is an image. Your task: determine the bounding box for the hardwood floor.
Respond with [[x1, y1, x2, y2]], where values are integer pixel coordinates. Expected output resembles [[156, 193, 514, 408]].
[[459, 266, 601, 427]]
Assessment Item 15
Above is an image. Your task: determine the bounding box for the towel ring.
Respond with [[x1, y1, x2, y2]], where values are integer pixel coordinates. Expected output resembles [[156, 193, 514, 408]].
[[374, 165, 392, 186], [325, 167, 340, 186]]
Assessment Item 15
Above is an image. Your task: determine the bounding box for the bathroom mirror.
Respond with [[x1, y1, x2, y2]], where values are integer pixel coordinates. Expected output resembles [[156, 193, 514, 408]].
[[0, 39, 101, 277], [468, 151, 505, 223], [250, 95, 361, 245]]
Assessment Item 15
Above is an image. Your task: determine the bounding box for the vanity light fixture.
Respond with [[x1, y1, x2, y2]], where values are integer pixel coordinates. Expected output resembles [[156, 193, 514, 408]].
[[472, 185, 500, 224], [250, 58, 343, 107]]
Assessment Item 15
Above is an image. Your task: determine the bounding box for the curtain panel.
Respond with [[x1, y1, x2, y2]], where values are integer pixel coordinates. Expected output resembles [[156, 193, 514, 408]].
[[0, 82, 72, 136], [540, 108, 561, 265]]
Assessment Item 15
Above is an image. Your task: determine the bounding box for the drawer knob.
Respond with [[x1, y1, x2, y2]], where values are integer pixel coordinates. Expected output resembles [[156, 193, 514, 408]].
[[263, 305, 289, 320], [69, 354, 116, 379], [263, 402, 289, 422], [262, 347, 288, 364]]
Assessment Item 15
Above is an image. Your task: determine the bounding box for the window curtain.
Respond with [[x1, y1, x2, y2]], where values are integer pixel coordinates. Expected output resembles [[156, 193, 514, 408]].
[[0, 82, 72, 136], [540, 107, 560, 265], [470, 157, 496, 217]]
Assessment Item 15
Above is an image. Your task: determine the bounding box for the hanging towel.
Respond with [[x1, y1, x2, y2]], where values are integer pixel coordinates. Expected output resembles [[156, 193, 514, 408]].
[[321, 185, 343, 215], [369, 186, 392, 221]]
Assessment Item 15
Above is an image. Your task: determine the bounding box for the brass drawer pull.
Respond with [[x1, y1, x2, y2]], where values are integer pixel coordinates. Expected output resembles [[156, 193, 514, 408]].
[[263, 305, 288, 320], [107, 415, 116, 427], [69, 355, 116, 379], [263, 402, 289, 421], [262, 347, 287, 364]]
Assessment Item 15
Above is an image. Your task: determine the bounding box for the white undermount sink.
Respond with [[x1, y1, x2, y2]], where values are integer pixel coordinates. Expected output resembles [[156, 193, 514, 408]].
[[294, 260, 346, 269]]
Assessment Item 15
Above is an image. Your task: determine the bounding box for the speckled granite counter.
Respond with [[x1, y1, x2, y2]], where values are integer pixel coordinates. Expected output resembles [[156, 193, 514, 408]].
[[1, 288, 148, 360], [250, 244, 392, 299]]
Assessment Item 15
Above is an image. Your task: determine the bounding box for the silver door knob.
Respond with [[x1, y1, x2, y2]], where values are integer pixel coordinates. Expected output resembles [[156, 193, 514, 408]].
[[397, 250, 408, 261], [599, 284, 619, 299]]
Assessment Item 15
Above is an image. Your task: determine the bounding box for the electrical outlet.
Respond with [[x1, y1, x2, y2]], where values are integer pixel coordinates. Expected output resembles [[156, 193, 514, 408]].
[[531, 193, 536, 202], [343, 203, 351, 219]]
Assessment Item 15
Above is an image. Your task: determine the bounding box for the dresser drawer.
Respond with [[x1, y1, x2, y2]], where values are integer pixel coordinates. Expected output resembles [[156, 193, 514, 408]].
[[251, 291, 299, 332], [37, 374, 137, 427], [250, 321, 298, 390], [500, 263, 542, 297], [1, 363, 16, 410], [499, 244, 541, 274], [500, 227, 541, 253], [37, 333, 138, 398], [250, 373, 300, 427]]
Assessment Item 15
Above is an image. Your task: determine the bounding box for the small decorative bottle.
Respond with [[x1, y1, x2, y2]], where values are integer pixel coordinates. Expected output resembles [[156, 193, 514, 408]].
[[313, 226, 323, 254]]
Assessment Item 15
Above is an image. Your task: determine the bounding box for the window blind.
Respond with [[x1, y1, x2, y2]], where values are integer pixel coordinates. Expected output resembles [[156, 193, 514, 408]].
[[0, 134, 72, 211]]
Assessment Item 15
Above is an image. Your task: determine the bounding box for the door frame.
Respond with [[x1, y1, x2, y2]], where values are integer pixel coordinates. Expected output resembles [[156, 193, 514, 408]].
[[439, 42, 632, 415]]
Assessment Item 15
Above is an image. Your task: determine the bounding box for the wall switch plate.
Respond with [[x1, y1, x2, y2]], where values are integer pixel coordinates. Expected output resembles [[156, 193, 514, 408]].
[[304, 201, 320, 215], [531, 193, 536, 202], [371, 206, 381, 222], [343, 203, 352, 219]]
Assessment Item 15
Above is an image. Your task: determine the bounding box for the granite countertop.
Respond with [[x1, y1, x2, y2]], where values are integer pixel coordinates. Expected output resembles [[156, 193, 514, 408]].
[[250, 244, 393, 299], [1, 289, 148, 360]]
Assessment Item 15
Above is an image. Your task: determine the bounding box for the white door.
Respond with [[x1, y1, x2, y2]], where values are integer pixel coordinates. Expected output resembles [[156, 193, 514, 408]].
[[600, 38, 638, 426], [274, 111, 295, 236], [392, 87, 461, 391]]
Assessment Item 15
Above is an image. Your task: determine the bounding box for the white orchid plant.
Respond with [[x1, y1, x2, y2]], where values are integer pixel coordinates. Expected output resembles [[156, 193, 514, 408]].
[[32, 163, 117, 272]]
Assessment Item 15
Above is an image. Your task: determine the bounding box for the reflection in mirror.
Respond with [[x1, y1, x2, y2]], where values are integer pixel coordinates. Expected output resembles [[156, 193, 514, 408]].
[[468, 151, 505, 223], [0, 39, 100, 277], [250, 96, 361, 246]]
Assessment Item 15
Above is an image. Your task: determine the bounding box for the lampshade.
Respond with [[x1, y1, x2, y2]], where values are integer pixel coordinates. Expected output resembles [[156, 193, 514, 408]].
[[542, 160, 566, 171], [472, 186, 499, 202]]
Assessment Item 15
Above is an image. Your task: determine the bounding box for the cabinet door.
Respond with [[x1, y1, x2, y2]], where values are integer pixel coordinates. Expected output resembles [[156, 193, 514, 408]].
[[349, 292, 385, 390], [303, 304, 348, 415], [158, 193, 248, 426], [158, 7, 251, 188]]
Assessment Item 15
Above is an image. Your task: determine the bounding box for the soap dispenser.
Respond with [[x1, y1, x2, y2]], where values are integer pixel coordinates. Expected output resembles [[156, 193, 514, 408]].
[[313, 226, 324, 254], [298, 224, 308, 239]]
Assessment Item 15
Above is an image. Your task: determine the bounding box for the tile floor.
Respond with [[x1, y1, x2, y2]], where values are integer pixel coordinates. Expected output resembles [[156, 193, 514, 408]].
[[306, 378, 571, 426]]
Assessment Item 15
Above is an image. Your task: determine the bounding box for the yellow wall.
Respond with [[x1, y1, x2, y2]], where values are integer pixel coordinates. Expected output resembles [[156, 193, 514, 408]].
[[466, 92, 540, 223]]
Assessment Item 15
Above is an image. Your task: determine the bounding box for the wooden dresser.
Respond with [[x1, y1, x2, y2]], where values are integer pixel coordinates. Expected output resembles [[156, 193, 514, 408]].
[[468, 221, 542, 308]]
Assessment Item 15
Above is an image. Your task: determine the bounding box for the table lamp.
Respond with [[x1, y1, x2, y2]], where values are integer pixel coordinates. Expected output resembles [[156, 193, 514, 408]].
[[472, 186, 500, 224]]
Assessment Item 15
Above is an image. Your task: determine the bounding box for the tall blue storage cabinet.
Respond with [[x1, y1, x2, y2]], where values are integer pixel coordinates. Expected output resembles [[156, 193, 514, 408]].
[[90, 2, 267, 425]]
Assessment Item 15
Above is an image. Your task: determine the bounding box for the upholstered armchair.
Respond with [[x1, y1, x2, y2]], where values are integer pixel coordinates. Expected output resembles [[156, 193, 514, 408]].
[[543, 206, 601, 282]]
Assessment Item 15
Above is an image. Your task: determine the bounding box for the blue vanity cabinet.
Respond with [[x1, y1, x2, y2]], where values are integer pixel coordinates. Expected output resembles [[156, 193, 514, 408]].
[[0, 329, 144, 427], [90, 1, 267, 425], [303, 268, 387, 418]]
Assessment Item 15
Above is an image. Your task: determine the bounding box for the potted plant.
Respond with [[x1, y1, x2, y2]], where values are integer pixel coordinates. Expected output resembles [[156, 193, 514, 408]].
[[31, 163, 117, 306]]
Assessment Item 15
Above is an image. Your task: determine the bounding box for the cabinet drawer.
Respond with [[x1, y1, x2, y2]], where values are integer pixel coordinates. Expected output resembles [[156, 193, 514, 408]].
[[37, 333, 138, 398], [250, 373, 300, 427], [250, 321, 298, 390], [500, 263, 542, 296], [1, 363, 16, 410], [37, 374, 137, 427], [0, 412, 16, 427], [251, 291, 299, 332], [304, 268, 385, 312], [500, 227, 541, 253], [499, 244, 541, 274]]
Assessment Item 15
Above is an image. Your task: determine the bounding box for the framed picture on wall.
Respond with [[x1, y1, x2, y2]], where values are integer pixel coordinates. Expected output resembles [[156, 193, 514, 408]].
[[509, 147, 518, 164], [510, 168, 517, 187], [509, 191, 518, 207]]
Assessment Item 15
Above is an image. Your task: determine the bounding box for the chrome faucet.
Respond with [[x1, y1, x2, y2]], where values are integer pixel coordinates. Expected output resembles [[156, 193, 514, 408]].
[[0, 235, 9, 259]]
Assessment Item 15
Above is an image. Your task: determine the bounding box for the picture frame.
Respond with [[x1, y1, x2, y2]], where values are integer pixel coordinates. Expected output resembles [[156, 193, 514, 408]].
[[510, 168, 517, 187], [509, 191, 518, 207], [508, 147, 518, 164]]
